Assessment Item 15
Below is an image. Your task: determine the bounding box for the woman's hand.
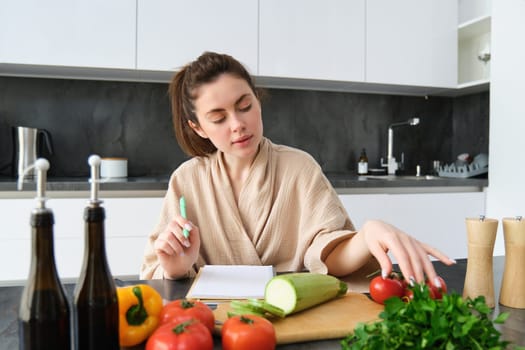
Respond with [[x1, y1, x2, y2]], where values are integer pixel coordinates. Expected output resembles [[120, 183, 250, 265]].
[[326, 220, 455, 287], [153, 215, 200, 279], [359, 220, 455, 285]]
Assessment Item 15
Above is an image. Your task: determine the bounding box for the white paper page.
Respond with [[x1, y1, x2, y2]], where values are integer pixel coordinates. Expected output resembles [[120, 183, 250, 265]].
[[186, 265, 275, 299]]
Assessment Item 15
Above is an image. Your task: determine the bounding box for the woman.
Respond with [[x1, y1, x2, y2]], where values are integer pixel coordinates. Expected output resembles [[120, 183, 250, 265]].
[[140, 52, 455, 287]]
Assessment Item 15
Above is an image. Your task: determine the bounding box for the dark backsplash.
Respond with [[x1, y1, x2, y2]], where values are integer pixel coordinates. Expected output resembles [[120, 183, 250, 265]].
[[0, 76, 489, 178]]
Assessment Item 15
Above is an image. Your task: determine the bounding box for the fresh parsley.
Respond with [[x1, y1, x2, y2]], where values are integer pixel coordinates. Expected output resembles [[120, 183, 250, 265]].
[[341, 284, 524, 350]]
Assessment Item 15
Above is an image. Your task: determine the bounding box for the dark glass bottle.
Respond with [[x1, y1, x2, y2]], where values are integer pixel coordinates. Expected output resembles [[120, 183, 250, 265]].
[[74, 155, 119, 350], [357, 148, 369, 175], [18, 159, 71, 350]]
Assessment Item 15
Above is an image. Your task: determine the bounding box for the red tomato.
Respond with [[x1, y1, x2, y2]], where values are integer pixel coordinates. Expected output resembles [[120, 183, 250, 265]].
[[427, 276, 447, 299], [159, 299, 215, 333], [222, 314, 276, 350], [369, 275, 405, 304], [403, 288, 413, 302], [391, 272, 408, 289], [404, 285, 436, 302], [145, 319, 213, 350]]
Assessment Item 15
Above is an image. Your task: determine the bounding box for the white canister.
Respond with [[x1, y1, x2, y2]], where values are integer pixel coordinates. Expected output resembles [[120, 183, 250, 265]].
[[100, 157, 128, 178]]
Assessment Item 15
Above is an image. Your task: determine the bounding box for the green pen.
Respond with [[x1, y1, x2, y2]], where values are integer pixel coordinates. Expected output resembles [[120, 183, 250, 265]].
[[179, 196, 190, 238]]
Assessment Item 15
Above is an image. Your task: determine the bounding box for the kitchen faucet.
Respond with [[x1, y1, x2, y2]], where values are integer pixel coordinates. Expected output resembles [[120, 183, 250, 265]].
[[381, 117, 420, 175]]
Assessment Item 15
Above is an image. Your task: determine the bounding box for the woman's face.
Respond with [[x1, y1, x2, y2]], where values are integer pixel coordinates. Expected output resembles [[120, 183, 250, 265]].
[[190, 73, 263, 163]]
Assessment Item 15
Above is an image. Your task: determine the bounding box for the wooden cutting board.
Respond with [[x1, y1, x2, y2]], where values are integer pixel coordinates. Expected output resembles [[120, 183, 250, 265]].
[[213, 292, 384, 344]]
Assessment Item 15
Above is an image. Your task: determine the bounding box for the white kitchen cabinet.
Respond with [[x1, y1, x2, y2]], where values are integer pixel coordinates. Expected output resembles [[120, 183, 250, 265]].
[[459, 0, 492, 23], [366, 0, 457, 88], [0, 0, 464, 94], [458, 0, 491, 89], [486, 0, 525, 261], [0, 197, 163, 283], [339, 191, 487, 260], [0, 0, 136, 69], [137, 0, 258, 74], [258, 0, 365, 82]]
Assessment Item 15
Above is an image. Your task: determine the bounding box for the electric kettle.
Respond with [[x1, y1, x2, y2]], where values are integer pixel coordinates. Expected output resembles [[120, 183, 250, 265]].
[[13, 126, 53, 178]]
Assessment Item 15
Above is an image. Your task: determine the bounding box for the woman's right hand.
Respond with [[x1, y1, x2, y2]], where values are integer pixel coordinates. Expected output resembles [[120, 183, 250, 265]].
[[153, 215, 200, 279]]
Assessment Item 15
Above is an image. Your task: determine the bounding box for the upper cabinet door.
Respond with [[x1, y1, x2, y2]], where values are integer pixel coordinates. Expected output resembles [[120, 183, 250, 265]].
[[259, 0, 365, 82], [137, 0, 258, 74], [0, 0, 136, 69], [366, 0, 457, 88]]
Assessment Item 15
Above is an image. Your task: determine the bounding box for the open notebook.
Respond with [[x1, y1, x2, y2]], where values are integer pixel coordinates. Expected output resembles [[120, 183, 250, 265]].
[[186, 265, 275, 300]]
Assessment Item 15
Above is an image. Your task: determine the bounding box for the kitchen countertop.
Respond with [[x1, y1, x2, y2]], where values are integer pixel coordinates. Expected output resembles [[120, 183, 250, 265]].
[[0, 173, 488, 198], [0, 257, 523, 349]]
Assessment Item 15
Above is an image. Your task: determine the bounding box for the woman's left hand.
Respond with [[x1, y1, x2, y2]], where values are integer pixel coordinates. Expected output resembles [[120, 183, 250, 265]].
[[326, 219, 455, 287], [360, 219, 455, 286]]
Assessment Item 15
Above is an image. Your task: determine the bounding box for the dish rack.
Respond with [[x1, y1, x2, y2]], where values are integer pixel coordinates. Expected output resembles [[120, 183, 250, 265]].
[[437, 163, 488, 178]]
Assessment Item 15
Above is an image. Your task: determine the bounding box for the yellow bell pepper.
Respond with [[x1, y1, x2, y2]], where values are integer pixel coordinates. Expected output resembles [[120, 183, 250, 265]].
[[117, 284, 163, 347]]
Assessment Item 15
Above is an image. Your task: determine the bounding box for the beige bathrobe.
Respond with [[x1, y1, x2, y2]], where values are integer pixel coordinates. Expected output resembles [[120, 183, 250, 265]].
[[140, 138, 358, 279]]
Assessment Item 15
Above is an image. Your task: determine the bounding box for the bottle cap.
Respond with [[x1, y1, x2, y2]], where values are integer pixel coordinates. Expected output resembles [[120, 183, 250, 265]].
[[88, 155, 103, 206], [34, 159, 50, 209], [17, 158, 50, 209]]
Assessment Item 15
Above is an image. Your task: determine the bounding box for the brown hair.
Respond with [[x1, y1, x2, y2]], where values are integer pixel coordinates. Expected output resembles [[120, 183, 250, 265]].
[[168, 52, 259, 157]]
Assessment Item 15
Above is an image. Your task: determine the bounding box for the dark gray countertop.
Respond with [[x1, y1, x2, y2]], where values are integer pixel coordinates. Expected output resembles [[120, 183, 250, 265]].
[[0, 173, 488, 196], [325, 172, 487, 190], [0, 175, 170, 192], [1, 257, 523, 349]]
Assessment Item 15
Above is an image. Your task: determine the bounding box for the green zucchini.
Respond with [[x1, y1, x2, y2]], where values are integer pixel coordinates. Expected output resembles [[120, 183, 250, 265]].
[[248, 299, 286, 318], [264, 272, 348, 316], [229, 299, 286, 318], [227, 300, 266, 318]]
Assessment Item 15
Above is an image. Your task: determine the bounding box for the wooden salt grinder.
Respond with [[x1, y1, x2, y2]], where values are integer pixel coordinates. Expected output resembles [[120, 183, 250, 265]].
[[499, 216, 525, 308], [463, 216, 498, 307]]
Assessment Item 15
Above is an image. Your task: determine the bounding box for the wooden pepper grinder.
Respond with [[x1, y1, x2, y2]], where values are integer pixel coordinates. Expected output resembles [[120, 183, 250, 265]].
[[499, 216, 525, 308], [463, 215, 498, 307]]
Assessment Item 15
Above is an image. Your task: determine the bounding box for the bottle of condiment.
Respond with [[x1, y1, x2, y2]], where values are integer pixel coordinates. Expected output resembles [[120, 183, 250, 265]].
[[499, 216, 525, 309], [74, 155, 119, 350], [357, 148, 369, 175], [463, 215, 498, 308], [18, 158, 71, 350]]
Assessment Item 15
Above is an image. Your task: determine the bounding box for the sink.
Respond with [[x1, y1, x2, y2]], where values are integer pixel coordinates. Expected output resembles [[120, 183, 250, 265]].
[[365, 175, 440, 181]]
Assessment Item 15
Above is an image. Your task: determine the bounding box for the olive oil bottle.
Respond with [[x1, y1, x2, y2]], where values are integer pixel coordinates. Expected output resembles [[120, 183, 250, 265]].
[[74, 155, 119, 350], [18, 158, 71, 350]]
